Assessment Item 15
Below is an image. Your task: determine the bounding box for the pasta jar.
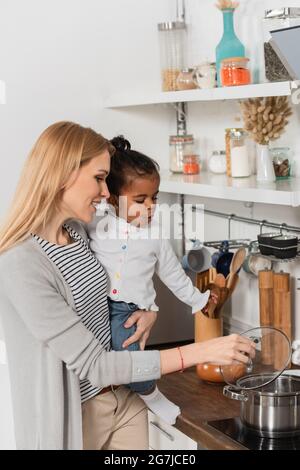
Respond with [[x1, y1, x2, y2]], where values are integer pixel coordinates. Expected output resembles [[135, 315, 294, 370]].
[[158, 21, 187, 92], [230, 129, 251, 178], [169, 135, 194, 173], [183, 155, 200, 175], [221, 57, 251, 87]]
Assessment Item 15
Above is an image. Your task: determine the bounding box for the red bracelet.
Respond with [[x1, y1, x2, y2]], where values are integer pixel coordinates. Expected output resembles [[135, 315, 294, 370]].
[[178, 347, 184, 373]]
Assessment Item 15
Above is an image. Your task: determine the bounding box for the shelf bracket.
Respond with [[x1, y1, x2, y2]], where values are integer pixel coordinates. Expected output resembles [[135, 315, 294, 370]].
[[175, 102, 187, 135]]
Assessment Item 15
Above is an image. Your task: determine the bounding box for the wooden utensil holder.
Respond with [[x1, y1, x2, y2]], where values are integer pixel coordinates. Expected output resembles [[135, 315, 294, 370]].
[[195, 310, 223, 342], [195, 310, 224, 383]]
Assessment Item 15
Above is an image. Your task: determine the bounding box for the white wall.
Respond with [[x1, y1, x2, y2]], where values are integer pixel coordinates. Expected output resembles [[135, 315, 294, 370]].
[[1, 0, 300, 448]]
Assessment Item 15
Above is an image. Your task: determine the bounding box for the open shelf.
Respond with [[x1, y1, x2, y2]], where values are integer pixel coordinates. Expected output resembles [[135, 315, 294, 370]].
[[159, 170, 300, 207], [105, 81, 295, 108]]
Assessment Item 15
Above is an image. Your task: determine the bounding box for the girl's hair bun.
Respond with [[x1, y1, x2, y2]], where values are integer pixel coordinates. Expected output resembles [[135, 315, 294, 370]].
[[110, 135, 131, 152]]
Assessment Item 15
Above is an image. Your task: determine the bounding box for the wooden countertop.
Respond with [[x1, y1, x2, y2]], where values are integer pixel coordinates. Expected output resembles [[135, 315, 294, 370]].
[[158, 367, 247, 450]]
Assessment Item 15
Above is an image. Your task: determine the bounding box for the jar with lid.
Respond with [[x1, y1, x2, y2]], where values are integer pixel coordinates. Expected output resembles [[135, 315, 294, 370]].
[[225, 127, 243, 177], [270, 147, 291, 180], [183, 155, 200, 175], [263, 8, 300, 82], [169, 134, 194, 173], [230, 129, 251, 178], [158, 21, 187, 92], [177, 68, 198, 91], [208, 150, 226, 174], [194, 62, 217, 89], [221, 57, 251, 87]]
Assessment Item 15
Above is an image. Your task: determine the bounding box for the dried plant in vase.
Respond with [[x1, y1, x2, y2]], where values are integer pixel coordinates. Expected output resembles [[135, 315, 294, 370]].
[[241, 96, 292, 145], [216, 0, 239, 10], [241, 96, 293, 182]]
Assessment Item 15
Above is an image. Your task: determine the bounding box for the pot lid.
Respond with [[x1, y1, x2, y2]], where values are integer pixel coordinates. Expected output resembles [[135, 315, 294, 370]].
[[220, 327, 292, 390]]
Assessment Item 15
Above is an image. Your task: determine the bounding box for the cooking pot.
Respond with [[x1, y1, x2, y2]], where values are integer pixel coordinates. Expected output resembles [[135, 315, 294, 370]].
[[222, 327, 300, 438]]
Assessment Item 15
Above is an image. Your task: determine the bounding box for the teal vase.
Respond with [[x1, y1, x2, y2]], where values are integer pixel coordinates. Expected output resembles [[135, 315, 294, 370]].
[[216, 9, 245, 87]]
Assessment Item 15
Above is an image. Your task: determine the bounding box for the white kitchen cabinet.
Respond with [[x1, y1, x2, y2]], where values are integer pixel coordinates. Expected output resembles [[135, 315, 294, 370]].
[[148, 411, 197, 450]]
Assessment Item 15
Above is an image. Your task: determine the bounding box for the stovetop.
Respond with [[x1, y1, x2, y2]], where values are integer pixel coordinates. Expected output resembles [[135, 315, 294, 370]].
[[207, 417, 300, 450]]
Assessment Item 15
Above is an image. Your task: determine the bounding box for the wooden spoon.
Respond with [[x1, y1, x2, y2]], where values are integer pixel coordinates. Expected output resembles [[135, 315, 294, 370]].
[[214, 273, 226, 288], [226, 248, 246, 289]]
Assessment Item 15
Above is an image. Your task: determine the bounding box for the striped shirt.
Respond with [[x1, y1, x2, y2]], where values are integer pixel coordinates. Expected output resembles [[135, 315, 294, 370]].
[[32, 224, 111, 402]]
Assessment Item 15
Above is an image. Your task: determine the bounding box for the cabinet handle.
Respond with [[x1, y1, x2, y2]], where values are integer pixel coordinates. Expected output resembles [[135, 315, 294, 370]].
[[150, 421, 175, 442]]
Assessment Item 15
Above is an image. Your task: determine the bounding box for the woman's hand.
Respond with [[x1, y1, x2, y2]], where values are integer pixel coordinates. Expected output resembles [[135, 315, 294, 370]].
[[160, 334, 256, 376], [198, 334, 256, 366], [123, 310, 158, 350]]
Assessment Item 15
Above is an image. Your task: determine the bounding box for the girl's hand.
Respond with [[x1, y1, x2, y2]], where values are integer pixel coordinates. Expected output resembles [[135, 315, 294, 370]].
[[123, 310, 158, 350], [202, 288, 219, 316]]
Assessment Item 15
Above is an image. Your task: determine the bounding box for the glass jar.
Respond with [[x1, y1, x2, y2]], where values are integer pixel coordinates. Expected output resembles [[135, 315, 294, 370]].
[[230, 129, 251, 178], [177, 68, 198, 91], [183, 155, 200, 175], [263, 8, 300, 82], [194, 62, 217, 89], [225, 127, 243, 177], [221, 57, 251, 87], [208, 150, 226, 174], [270, 147, 291, 180], [158, 21, 187, 92], [169, 134, 194, 173]]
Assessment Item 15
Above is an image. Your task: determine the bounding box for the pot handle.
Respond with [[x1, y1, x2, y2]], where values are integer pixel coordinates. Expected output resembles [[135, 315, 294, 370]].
[[223, 386, 248, 402]]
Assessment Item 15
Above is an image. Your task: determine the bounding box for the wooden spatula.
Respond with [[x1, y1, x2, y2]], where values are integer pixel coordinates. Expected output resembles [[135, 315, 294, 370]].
[[226, 248, 246, 289]]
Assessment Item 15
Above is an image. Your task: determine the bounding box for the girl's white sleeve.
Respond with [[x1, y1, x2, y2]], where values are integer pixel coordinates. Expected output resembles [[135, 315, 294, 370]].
[[155, 238, 210, 313]]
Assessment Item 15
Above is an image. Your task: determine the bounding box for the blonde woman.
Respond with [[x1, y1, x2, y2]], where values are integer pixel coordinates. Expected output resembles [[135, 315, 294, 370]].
[[0, 121, 255, 450]]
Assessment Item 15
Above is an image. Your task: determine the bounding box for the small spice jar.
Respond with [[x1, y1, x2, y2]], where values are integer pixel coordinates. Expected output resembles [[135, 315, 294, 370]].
[[169, 134, 195, 173], [183, 155, 200, 175], [177, 68, 198, 91], [221, 57, 251, 87], [208, 150, 226, 174], [270, 147, 291, 180], [194, 62, 217, 89]]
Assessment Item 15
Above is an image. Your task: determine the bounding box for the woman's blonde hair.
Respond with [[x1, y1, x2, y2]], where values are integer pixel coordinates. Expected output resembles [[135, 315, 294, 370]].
[[0, 121, 114, 254]]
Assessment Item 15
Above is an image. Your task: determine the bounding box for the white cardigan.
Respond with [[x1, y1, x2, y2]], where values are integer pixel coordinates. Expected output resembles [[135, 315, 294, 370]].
[[0, 221, 160, 449]]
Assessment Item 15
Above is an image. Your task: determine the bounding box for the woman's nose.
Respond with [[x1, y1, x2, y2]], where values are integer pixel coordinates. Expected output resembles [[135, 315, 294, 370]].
[[101, 182, 110, 199]]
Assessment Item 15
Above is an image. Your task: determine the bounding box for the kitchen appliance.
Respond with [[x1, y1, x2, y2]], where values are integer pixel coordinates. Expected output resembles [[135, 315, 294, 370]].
[[207, 416, 300, 450], [263, 8, 300, 82], [222, 327, 300, 439]]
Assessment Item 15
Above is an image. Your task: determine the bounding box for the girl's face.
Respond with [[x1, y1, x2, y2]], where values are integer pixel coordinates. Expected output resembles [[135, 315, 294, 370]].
[[60, 151, 111, 224], [118, 175, 160, 226]]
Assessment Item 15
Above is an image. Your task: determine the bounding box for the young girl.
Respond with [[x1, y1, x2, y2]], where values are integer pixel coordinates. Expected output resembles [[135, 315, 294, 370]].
[[87, 136, 211, 425]]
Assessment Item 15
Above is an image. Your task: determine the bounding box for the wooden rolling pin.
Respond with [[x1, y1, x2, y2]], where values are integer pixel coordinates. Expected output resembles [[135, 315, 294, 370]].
[[258, 270, 274, 365], [273, 271, 291, 370]]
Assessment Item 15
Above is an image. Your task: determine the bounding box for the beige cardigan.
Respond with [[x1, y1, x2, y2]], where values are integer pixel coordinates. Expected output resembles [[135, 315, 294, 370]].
[[0, 222, 160, 449]]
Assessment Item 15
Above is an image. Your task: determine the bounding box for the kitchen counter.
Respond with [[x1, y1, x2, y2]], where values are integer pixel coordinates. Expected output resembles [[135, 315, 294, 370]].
[[157, 367, 246, 450]]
